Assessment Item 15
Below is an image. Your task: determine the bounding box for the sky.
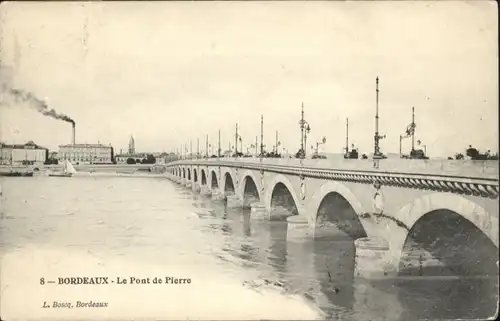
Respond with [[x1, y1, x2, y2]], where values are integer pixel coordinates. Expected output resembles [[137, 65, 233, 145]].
[[0, 1, 498, 157]]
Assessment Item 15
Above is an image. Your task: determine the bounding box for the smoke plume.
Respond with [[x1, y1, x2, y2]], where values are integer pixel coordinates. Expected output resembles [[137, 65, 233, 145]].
[[0, 65, 74, 124]]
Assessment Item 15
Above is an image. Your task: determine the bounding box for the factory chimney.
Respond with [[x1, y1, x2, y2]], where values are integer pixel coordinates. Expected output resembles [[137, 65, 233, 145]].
[[72, 122, 76, 145]]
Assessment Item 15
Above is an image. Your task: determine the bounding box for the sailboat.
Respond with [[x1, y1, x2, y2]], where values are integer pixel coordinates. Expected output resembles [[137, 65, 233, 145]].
[[49, 159, 77, 177]]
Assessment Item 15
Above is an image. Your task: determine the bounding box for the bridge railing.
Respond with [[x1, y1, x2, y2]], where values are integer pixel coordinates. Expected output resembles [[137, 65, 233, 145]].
[[167, 157, 499, 180]]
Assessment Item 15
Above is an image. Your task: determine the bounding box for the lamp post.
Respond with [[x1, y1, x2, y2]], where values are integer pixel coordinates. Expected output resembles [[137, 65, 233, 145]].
[[274, 130, 281, 155], [218, 129, 221, 158], [255, 136, 258, 157], [374, 77, 386, 158], [205, 134, 209, 159], [298, 103, 311, 158], [260, 115, 264, 157], [235, 123, 238, 156], [400, 106, 416, 158]]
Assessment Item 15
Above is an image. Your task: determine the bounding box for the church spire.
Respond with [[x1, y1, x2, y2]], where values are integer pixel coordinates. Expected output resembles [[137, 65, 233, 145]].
[[128, 135, 135, 154]]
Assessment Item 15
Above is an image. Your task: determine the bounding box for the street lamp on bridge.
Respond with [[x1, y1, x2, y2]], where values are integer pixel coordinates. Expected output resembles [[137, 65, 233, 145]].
[[273, 130, 281, 156], [298, 102, 311, 159], [234, 123, 243, 157]]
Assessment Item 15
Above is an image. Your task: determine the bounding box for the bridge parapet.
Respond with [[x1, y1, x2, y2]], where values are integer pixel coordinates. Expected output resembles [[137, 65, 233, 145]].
[[167, 158, 499, 199], [167, 157, 498, 178]]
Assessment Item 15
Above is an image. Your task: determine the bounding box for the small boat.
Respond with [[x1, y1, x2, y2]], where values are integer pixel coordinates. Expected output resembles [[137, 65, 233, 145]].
[[0, 169, 34, 177], [49, 160, 77, 177]]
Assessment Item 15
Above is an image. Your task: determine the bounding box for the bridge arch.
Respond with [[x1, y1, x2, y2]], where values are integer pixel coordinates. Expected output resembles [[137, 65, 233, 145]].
[[201, 169, 207, 185], [193, 168, 198, 182], [264, 174, 302, 218], [308, 181, 368, 239], [390, 193, 499, 275], [182, 168, 186, 179], [237, 170, 262, 207], [221, 168, 238, 196], [210, 170, 219, 189], [187, 168, 191, 181]]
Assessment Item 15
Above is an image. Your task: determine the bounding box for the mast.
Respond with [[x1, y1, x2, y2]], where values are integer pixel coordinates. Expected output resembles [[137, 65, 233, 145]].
[[260, 115, 264, 156], [346, 117, 349, 154], [218, 129, 221, 157], [300, 103, 304, 153], [235, 123, 238, 155], [411, 106, 415, 151], [275, 130, 278, 153], [374, 77, 380, 156], [399, 135, 403, 158]]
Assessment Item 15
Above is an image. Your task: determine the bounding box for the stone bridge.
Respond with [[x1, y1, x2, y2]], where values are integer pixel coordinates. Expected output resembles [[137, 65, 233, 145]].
[[165, 157, 499, 279]]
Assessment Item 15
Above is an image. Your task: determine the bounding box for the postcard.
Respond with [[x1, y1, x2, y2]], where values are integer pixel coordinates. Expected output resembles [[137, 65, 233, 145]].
[[0, 1, 498, 320]]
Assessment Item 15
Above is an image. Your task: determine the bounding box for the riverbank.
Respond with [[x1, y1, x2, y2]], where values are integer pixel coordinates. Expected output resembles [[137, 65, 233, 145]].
[[0, 164, 167, 176]]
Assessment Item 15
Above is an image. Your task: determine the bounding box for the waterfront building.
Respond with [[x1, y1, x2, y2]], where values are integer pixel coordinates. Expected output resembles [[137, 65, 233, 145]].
[[0, 141, 48, 165], [0, 143, 13, 165], [115, 152, 148, 164], [58, 143, 114, 164]]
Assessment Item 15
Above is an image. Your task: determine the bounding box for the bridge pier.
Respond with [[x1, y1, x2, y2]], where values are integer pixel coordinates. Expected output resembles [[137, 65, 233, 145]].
[[211, 189, 225, 201], [200, 185, 211, 196], [286, 215, 313, 242], [180, 178, 187, 186], [354, 237, 397, 278], [250, 202, 269, 219], [192, 182, 200, 193], [226, 194, 242, 208]]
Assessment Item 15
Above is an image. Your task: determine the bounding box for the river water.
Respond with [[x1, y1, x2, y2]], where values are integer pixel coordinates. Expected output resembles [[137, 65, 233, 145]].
[[0, 175, 498, 320]]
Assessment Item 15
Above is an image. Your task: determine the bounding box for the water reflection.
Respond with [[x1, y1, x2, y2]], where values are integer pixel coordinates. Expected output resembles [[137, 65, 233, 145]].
[[198, 195, 498, 320]]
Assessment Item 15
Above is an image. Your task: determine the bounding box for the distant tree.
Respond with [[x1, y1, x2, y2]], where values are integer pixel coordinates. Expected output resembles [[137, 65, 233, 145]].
[[126, 157, 136, 164], [146, 154, 156, 164]]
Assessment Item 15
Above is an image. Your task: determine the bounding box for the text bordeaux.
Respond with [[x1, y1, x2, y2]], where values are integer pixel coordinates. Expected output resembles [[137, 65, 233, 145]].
[[58, 277, 109, 285]]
